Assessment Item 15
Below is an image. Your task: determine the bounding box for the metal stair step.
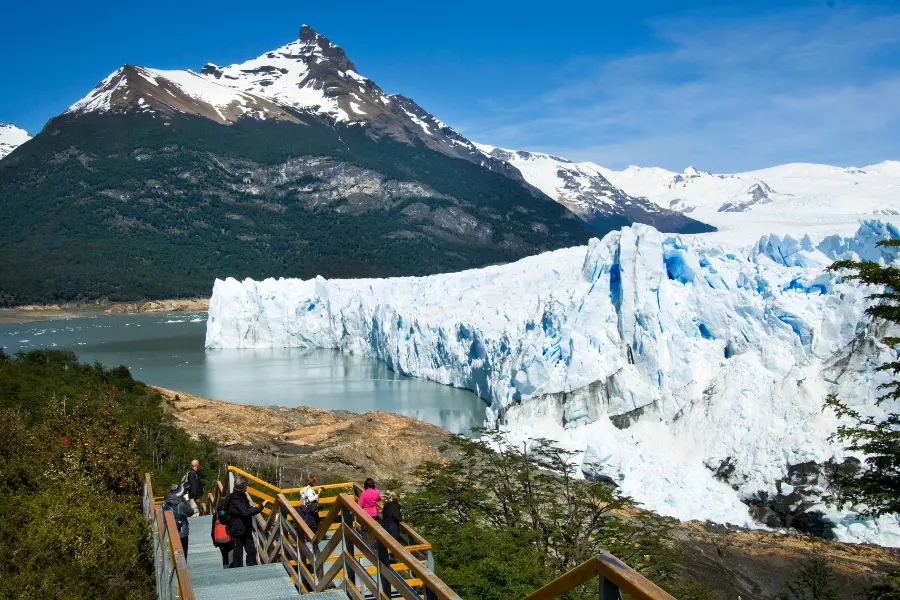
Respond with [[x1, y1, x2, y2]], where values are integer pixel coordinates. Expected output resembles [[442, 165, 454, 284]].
[[191, 563, 300, 600]]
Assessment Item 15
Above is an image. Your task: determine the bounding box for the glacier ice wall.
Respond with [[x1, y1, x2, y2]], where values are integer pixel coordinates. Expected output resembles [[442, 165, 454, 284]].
[[206, 220, 900, 545]]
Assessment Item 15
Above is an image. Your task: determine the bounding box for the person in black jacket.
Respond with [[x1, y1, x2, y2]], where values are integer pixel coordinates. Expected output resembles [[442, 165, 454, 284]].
[[225, 477, 265, 568], [187, 459, 203, 513], [381, 490, 403, 542]]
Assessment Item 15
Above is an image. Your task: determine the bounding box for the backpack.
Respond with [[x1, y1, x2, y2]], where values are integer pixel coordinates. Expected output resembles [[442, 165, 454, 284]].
[[214, 512, 231, 544], [299, 487, 320, 529], [162, 501, 186, 534], [299, 503, 318, 530], [219, 505, 233, 526]]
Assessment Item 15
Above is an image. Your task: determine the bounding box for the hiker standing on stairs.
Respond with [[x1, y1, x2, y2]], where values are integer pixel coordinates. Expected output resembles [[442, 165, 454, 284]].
[[211, 499, 233, 568], [299, 474, 321, 531], [187, 459, 203, 513], [164, 484, 195, 558], [225, 477, 265, 568]]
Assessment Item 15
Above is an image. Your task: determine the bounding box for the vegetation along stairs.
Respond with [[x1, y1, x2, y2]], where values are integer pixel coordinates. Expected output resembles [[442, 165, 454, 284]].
[[144, 466, 677, 600]]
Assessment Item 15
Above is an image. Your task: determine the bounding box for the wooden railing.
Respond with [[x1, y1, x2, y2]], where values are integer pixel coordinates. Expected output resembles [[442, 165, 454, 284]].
[[143, 473, 195, 600], [212, 466, 453, 600], [208, 466, 678, 600], [520, 554, 678, 600]]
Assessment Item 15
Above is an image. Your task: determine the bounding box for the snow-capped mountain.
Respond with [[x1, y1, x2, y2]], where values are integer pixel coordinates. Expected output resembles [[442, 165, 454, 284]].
[[206, 220, 900, 546], [65, 25, 519, 179], [596, 162, 900, 243], [4, 26, 609, 305], [477, 144, 715, 235], [0, 123, 31, 160], [65, 65, 302, 125]]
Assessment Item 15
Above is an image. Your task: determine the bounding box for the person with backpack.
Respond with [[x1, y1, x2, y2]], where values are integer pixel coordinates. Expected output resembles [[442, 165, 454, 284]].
[[163, 484, 195, 558], [211, 500, 232, 568], [298, 475, 321, 532], [225, 477, 265, 568]]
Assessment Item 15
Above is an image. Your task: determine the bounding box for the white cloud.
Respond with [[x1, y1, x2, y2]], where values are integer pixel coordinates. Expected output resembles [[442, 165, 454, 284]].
[[461, 7, 900, 172]]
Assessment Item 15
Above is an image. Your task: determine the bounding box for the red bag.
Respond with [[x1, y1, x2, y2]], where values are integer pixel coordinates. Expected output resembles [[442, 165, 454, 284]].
[[214, 520, 231, 544]]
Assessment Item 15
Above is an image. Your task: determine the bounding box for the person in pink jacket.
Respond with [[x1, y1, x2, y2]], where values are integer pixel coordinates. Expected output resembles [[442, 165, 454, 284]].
[[358, 478, 382, 518]]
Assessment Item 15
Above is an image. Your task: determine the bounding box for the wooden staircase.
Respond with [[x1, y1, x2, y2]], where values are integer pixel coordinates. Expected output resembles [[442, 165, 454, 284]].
[[144, 466, 678, 600]]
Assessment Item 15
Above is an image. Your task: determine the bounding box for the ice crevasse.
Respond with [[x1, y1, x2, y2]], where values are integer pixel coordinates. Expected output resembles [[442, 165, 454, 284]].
[[206, 221, 900, 545]]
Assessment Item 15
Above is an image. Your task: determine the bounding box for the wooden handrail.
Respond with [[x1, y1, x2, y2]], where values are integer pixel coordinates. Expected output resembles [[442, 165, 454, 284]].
[[335, 493, 460, 600], [163, 510, 196, 600], [520, 555, 677, 600], [216, 466, 676, 600], [144, 472, 196, 600], [227, 465, 282, 493]]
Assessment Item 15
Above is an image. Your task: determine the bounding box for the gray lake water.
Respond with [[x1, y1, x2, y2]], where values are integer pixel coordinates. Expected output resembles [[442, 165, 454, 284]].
[[0, 312, 487, 434]]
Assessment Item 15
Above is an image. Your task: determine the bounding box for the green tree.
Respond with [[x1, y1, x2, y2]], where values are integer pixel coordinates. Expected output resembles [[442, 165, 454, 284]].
[[775, 557, 841, 600], [404, 430, 694, 600], [826, 240, 900, 515], [863, 571, 900, 600]]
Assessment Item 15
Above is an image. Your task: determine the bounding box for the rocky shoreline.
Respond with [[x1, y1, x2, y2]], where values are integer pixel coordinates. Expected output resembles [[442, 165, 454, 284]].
[[0, 298, 209, 324], [155, 386, 449, 484]]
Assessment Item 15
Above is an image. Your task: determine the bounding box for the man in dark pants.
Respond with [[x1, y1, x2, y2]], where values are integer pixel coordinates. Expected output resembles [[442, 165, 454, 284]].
[[225, 477, 265, 568], [187, 459, 203, 513]]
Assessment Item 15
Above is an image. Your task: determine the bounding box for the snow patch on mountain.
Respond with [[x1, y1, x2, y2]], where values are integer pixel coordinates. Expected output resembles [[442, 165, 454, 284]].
[[65, 65, 290, 124], [597, 162, 900, 243], [198, 27, 355, 122], [475, 144, 715, 234], [206, 221, 900, 545], [0, 123, 31, 159]]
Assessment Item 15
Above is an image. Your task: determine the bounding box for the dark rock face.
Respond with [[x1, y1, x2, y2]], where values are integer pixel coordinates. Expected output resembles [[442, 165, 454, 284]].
[[740, 458, 861, 538], [718, 181, 777, 212]]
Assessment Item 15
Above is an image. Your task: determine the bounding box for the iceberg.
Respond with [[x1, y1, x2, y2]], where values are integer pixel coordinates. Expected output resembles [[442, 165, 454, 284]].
[[206, 221, 900, 545]]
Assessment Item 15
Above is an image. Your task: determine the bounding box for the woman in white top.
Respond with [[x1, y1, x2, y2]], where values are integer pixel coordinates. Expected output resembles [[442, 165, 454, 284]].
[[299, 474, 320, 530]]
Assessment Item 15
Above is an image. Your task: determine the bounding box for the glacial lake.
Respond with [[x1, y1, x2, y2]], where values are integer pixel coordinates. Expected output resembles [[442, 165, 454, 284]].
[[0, 312, 487, 434]]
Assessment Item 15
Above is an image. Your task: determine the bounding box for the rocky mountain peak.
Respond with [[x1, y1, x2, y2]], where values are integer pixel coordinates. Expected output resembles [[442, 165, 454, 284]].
[[287, 24, 357, 72]]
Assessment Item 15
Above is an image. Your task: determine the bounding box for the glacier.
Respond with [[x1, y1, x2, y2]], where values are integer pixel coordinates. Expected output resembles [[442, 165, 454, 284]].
[[206, 220, 900, 546]]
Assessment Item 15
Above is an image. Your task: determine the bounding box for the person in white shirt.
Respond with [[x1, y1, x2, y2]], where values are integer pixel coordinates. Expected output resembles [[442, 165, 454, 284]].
[[298, 474, 320, 530]]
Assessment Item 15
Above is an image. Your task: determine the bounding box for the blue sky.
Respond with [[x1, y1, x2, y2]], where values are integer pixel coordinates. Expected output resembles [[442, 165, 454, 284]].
[[1, 0, 897, 172]]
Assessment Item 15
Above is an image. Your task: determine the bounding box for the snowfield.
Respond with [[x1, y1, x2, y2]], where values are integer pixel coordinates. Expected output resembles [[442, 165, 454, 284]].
[[0, 123, 31, 160], [597, 161, 900, 243], [206, 221, 900, 546]]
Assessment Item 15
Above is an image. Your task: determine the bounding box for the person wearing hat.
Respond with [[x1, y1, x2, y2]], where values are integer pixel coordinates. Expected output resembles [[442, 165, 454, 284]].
[[163, 483, 195, 557]]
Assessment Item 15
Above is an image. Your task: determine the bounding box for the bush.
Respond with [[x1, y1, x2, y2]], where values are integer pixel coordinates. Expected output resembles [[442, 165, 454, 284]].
[[0, 349, 223, 598]]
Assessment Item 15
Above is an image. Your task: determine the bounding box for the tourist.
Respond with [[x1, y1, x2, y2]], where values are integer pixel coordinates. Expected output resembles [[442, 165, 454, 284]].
[[381, 491, 403, 542], [225, 477, 265, 568], [211, 500, 232, 568], [163, 483, 195, 558], [187, 459, 203, 513], [298, 475, 321, 532], [358, 478, 382, 519], [357, 478, 381, 547]]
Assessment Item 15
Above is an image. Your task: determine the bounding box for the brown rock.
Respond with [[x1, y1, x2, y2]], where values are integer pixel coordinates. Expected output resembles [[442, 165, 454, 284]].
[[155, 387, 449, 486]]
